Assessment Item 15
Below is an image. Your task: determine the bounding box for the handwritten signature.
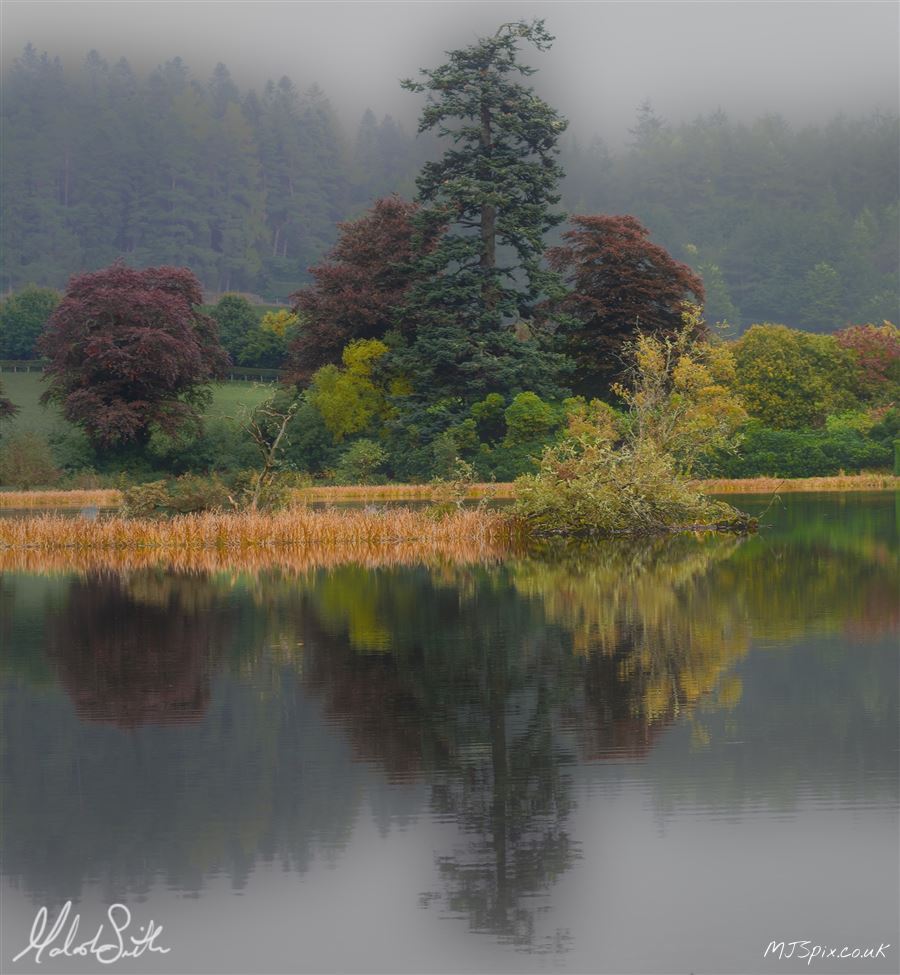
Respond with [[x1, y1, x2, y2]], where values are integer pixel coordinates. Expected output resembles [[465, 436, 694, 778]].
[[12, 901, 171, 966]]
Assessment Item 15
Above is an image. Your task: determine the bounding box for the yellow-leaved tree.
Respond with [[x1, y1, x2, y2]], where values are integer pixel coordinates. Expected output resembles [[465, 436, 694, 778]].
[[514, 305, 752, 535], [614, 303, 748, 475], [260, 309, 299, 338], [307, 338, 406, 443]]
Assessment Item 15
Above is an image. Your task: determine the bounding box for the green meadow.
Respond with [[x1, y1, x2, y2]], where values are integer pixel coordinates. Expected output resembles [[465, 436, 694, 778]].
[[0, 371, 274, 437]]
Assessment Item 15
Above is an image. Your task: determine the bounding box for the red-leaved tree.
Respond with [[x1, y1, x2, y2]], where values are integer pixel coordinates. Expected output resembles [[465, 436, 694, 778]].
[[546, 214, 706, 396], [834, 322, 900, 404], [287, 196, 440, 385], [40, 263, 228, 449]]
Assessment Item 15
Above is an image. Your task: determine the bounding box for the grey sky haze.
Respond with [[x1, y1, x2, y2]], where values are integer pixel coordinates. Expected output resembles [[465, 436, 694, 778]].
[[2, 1, 898, 144]]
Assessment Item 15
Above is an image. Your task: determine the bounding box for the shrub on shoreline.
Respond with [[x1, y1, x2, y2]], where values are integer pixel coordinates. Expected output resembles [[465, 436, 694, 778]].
[[514, 309, 755, 536]]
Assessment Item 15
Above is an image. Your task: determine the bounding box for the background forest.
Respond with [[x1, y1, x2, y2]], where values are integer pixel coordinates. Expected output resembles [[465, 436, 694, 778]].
[[0, 38, 898, 490], [2, 45, 898, 328]]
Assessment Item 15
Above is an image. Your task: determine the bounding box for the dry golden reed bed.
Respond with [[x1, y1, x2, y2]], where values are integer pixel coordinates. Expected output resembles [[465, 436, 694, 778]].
[[691, 473, 900, 494], [296, 474, 899, 500], [0, 488, 122, 508], [295, 482, 515, 501], [0, 473, 895, 511], [0, 508, 519, 562]]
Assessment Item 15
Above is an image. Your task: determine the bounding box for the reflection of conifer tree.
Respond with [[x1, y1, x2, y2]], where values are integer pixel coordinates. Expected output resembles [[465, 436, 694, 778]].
[[429, 660, 576, 949], [296, 565, 579, 948], [4, 498, 896, 930]]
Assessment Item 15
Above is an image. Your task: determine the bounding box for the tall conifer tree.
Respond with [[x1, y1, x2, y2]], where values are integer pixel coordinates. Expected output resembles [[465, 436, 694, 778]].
[[396, 19, 571, 408]]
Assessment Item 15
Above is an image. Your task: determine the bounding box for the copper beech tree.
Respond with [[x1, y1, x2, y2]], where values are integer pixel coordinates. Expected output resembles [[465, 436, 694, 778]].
[[39, 263, 227, 449], [287, 196, 439, 385], [547, 214, 706, 396]]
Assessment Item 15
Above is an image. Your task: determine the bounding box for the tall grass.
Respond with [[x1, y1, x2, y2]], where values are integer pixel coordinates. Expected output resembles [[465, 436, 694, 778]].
[[295, 483, 516, 502], [694, 473, 900, 493], [0, 488, 122, 508], [293, 475, 898, 501]]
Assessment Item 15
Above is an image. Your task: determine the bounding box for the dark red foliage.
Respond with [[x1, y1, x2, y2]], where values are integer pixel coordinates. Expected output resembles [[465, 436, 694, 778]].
[[287, 196, 439, 384], [834, 323, 900, 401], [546, 214, 706, 395], [39, 263, 228, 448]]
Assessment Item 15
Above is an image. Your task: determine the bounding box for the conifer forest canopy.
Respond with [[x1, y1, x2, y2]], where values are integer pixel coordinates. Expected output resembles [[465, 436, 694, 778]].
[[1, 1, 897, 331]]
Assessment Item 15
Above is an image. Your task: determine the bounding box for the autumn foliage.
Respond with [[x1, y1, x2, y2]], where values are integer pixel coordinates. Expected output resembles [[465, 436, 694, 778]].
[[547, 214, 706, 395], [287, 196, 439, 384], [39, 263, 228, 448], [834, 322, 900, 403]]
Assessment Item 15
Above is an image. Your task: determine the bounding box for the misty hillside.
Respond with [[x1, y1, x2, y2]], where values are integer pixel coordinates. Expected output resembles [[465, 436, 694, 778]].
[[1, 45, 897, 330]]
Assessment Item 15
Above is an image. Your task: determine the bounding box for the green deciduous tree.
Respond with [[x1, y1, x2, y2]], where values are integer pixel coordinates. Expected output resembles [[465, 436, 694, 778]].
[[209, 293, 261, 361], [503, 391, 560, 445], [0, 284, 61, 359], [331, 438, 387, 485], [307, 338, 394, 443], [732, 324, 858, 430]]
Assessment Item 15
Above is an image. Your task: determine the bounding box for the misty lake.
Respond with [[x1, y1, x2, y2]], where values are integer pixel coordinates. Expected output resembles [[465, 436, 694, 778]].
[[1, 493, 897, 974]]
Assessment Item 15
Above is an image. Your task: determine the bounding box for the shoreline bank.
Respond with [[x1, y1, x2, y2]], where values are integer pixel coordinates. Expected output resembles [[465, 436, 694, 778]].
[[1, 473, 897, 510]]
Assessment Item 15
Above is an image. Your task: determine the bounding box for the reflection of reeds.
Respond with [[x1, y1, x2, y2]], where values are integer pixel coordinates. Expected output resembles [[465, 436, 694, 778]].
[[0, 543, 519, 576], [0, 508, 521, 572]]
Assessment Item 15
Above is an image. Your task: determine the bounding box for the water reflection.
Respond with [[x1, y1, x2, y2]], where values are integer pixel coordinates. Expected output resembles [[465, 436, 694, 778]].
[[46, 572, 235, 726], [0, 494, 897, 968]]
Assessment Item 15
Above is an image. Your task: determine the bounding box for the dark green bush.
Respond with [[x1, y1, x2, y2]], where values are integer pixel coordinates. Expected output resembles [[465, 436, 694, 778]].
[[0, 430, 61, 488], [121, 474, 233, 516], [707, 422, 892, 477], [147, 419, 258, 475], [331, 439, 388, 485]]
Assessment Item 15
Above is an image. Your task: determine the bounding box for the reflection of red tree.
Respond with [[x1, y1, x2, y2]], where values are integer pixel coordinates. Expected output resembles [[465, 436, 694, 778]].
[[568, 712, 672, 762], [844, 582, 900, 640], [562, 646, 675, 762], [47, 574, 232, 728], [305, 647, 432, 782]]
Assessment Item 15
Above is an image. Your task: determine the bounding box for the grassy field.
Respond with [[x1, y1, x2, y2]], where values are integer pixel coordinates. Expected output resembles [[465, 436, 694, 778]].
[[0, 371, 274, 435]]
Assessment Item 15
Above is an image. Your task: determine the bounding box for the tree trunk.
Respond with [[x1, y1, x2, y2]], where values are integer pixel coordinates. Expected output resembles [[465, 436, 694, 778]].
[[489, 649, 509, 923], [479, 78, 497, 311]]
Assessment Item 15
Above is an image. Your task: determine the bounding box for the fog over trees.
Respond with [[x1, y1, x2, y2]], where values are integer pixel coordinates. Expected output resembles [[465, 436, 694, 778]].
[[0, 3, 897, 329]]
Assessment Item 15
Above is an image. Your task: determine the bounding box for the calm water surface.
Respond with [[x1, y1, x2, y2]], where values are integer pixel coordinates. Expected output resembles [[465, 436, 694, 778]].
[[1, 494, 897, 973]]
